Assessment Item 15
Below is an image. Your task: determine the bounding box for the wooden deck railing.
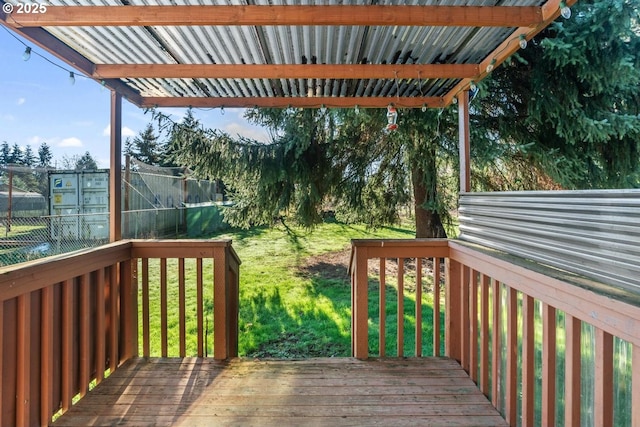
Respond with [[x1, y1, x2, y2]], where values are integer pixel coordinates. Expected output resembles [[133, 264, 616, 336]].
[[351, 238, 640, 426], [0, 239, 240, 427]]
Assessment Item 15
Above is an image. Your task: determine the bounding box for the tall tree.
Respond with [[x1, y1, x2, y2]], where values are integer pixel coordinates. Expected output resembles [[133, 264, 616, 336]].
[[472, 0, 640, 189], [0, 142, 10, 167], [126, 123, 163, 165], [9, 142, 23, 165], [37, 143, 53, 168], [160, 107, 457, 237], [22, 145, 37, 167]]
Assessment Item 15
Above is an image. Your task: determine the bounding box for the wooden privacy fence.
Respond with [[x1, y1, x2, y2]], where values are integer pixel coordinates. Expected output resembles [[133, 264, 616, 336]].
[[351, 239, 640, 426], [0, 239, 240, 427]]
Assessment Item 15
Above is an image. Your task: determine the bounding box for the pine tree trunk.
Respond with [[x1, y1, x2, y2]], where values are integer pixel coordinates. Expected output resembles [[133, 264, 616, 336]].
[[411, 138, 447, 239]]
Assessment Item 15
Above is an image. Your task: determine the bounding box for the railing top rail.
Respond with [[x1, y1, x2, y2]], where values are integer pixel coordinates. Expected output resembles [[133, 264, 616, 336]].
[[0, 240, 132, 301], [449, 240, 640, 347], [349, 238, 449, 274], [129, 239, 241, 265]]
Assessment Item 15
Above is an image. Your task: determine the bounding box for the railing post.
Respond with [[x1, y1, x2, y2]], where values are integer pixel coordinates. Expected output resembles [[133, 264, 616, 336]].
[[120, 258, 138, 363], [213, 245, 229, 360], [445, 258, 461, 362], [226, 247, 240, 358], [351, 244, 369, 359]]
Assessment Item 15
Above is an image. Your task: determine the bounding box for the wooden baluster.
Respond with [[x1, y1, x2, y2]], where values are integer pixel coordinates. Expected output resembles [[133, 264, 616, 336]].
[[16, 293, 30, 427], [179, 258, 186, 357], [415, 258, 422, 357], [521, 295, 534, 427], [491, 279, 501, 409], [542, 304, 556, 426], [95, 268, 106, 383], [197, 258, 204, 357], [433, 258, 441, 357], [564, 314, 581, 427], [397, 258, 404, 357], [505, 286, 517, 426], [379, 258, 386, 357], [594, 328, 613, 427], [479, 274, 490, 396], [41, 286, 54, 426], [61, 279, 74, 412], [633, 343, 640, 427], [109, 264, 119, 373], [142, 259, 150, 357], [160, 258, 168, 357], [469, 269, 478, 382], [460, 266, 470, 373], [79, 273, 90, 398]]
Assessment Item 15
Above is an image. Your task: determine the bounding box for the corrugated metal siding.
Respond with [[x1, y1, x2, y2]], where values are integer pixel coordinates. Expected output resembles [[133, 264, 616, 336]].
[[458, 191, 640, 293], [37, 0, 546, 100]]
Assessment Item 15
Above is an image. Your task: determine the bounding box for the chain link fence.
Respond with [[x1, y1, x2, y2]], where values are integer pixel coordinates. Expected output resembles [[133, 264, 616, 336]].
[[0, 214, 109, 266], [0, 161, 227, 267]]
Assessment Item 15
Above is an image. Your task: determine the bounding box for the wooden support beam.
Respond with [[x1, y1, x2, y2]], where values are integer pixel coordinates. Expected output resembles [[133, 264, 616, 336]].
[[141, 96, 444, 109], [458, 90, 471, 193], [109, 91, 122, 242], [95, 63, 478, 80], [7, 5, 543, 28]]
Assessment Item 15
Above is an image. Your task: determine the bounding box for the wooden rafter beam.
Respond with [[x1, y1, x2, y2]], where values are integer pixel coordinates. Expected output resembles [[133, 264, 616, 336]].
[[6, 5, 543, 28], [94, 64, 479, 80], [141, 96, 445, 109], [442, 0, 579, 106]]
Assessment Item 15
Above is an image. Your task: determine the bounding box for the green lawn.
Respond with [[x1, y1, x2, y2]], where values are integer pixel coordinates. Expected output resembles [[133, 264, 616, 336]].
[[138, 220, 418, 358]]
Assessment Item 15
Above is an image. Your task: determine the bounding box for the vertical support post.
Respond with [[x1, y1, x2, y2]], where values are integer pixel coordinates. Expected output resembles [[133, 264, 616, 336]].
[[109, 91, 122, 242], [352, 245, 369, 359], [445, 258, 461, 362], [457, 90, 470, 193], [213, 246, 229, 360]]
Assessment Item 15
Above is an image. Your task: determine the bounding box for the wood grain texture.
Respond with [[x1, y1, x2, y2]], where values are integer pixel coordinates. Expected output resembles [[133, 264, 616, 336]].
[[52, 358, 508, 427]]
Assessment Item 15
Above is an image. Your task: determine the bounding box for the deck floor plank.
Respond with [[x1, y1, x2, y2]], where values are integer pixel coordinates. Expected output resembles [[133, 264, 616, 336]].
[[53, 357, 507, 427]]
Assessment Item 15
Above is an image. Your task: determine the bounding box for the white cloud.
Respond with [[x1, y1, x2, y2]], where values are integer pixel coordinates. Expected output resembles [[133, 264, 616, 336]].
[[17, 98, 26, 106], [28, 136, 43, 145], [59, 137, 83, 147], [224, 122, 269, 143], [102, 124, 136, 137]]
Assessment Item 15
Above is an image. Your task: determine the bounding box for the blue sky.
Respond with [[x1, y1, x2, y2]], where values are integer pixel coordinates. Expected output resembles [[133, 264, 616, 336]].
[[0, 27, 268, 168]]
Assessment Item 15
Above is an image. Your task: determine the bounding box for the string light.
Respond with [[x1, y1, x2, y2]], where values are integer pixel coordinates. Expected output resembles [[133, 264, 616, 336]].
[[452, 96, 458, 105], [519, 34, 528, 49], [469, 81, 477, 92], [421, 103, 427, 112], [22, 46, 31, 61], [486, 59, 497, 73], [354, 105, 360, 115], [559, 1, 572, 19], [320, 104, 327, 113], [69, 71, 75, 85]]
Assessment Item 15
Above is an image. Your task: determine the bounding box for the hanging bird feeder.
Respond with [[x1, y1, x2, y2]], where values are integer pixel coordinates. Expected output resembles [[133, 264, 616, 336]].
[[386, 105, 398, 131]]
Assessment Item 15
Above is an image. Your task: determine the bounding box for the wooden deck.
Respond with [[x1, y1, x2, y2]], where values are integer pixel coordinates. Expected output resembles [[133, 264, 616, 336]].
[[53, 357, 507, 427]]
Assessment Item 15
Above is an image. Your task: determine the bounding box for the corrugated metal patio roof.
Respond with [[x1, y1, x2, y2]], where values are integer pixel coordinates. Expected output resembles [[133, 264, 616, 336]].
[[1, 0, 576, 108]]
